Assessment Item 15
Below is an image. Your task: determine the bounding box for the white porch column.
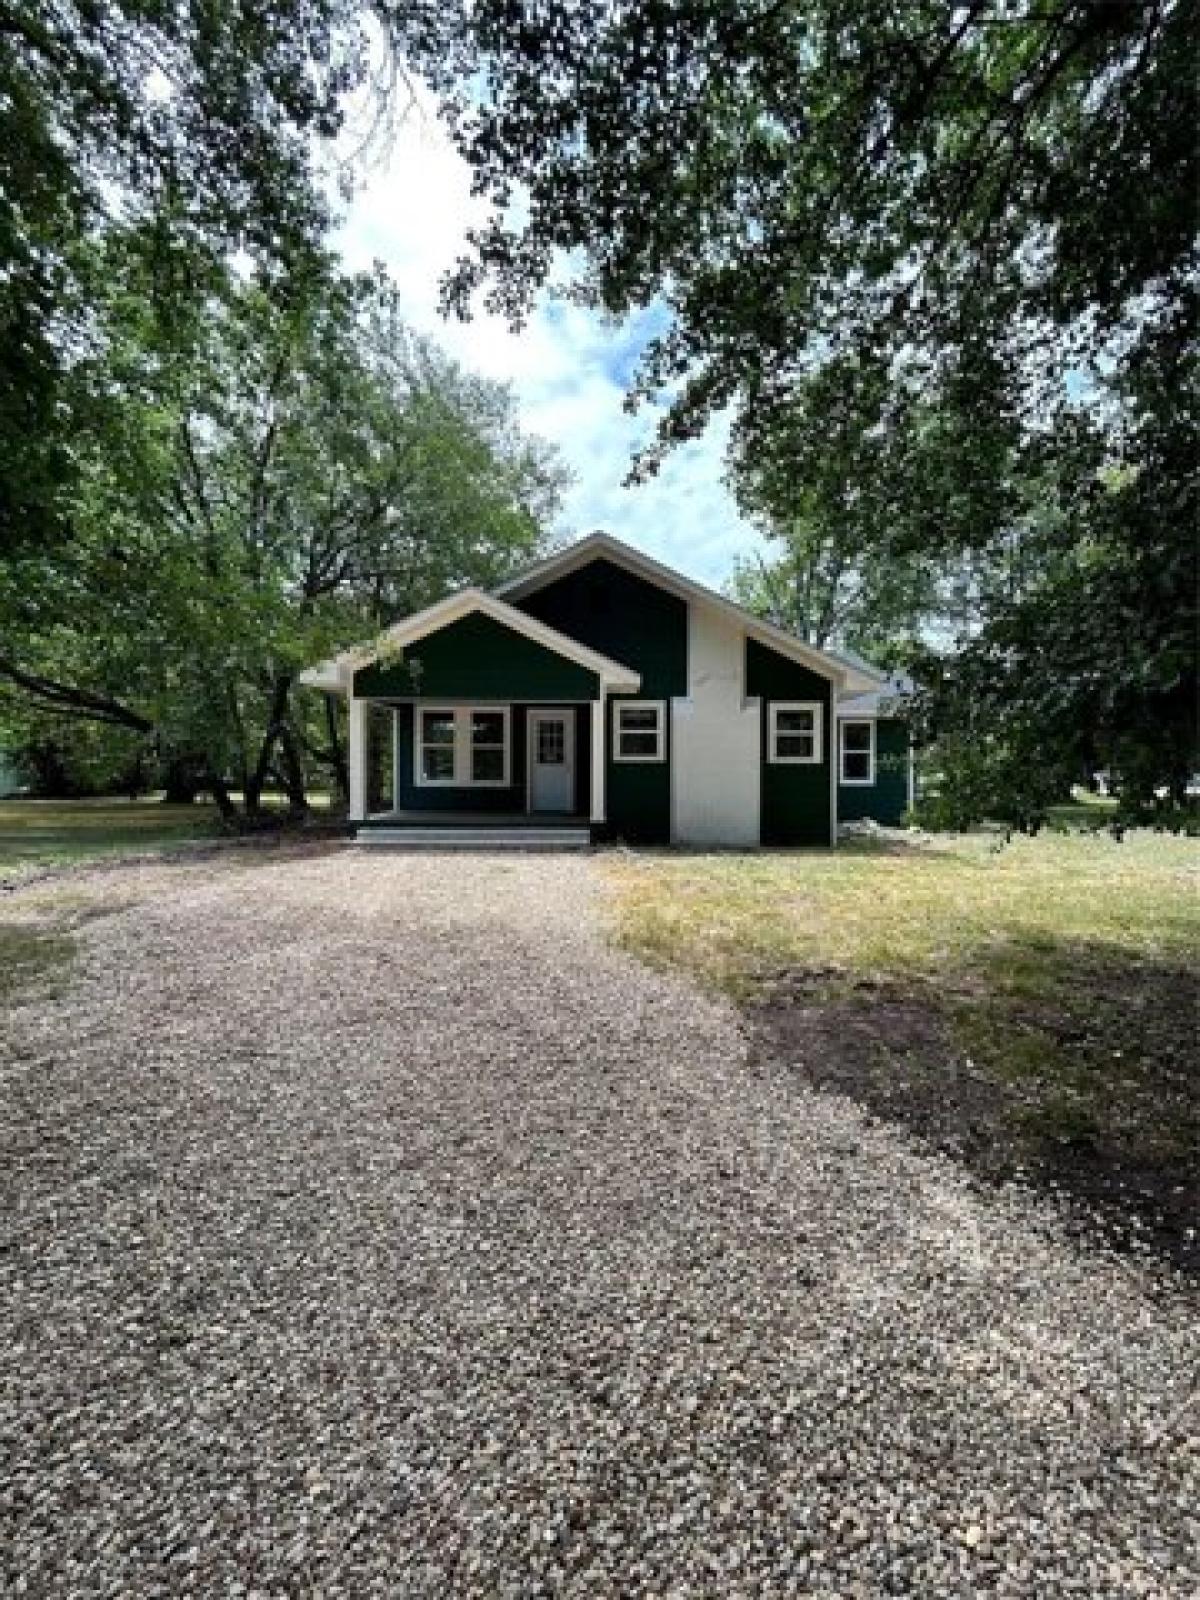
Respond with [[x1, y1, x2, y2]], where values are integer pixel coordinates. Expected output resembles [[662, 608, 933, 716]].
[[392, 707, 402, 811], [348, 695, 369, 822], [590, 691, 606, 824]]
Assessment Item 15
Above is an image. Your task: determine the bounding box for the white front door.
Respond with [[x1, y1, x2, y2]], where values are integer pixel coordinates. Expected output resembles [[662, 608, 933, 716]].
[[528, 710, 575, 813]]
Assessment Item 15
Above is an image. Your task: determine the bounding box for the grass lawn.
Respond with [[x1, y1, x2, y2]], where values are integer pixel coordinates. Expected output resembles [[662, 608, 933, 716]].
[[606, 829, 1199, 1266], [0, 792, 338, 873], [0, 797, 223, 872]]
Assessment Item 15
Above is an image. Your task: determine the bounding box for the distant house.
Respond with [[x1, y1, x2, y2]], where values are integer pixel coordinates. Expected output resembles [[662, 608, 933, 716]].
[[302, 533, 914, 846]]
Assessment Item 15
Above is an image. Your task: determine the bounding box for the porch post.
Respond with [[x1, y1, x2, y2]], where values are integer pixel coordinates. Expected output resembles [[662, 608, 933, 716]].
[[591, 690, 606, 824], [348, 695, 369, 822], [392, 706, 402, 811]]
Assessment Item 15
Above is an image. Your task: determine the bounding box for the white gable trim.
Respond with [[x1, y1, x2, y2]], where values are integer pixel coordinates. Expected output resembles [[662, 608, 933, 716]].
[[300, 588, 641, 696], [495, 532, 879, 693]]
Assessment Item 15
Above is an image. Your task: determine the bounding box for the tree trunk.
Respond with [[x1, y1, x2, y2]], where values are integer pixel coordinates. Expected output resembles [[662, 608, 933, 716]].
[[162, 755, 202, 805], [207, 773, 237, 825], [323, 694, 350, 801], [243, 673, 294, 819], [276, 724, 310, 817]]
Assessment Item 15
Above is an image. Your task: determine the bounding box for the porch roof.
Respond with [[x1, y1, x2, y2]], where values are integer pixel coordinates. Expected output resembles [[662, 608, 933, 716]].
[[300, 588, 641, 697]]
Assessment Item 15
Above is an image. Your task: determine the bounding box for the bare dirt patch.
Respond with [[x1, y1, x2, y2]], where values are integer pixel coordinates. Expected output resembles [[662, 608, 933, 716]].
[[748, 956, 1199, 1273]]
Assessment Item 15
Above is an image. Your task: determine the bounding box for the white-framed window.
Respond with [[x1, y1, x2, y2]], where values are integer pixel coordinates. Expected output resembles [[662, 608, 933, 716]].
[[839, 718, 876, 785], [417, 707, 457, 785], [613, 699, 666, 762], [415, 705, 511, 787], [768, 701, 824, 764]]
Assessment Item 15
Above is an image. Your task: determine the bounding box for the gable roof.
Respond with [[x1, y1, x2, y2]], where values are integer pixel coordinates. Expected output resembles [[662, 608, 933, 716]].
[[300, 587, 642, 696], [837, 674, 915, 718], [825, 644, 889, 685], [496, 531, 879, 692]]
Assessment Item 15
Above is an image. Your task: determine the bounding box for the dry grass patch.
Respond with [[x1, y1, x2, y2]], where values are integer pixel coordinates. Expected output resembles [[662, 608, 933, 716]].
[[606, 831, 1198, 991]]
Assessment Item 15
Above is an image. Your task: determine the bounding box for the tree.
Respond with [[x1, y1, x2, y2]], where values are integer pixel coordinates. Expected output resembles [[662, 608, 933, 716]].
[[0, 255, 566, 820], [908, 303, 1198, 826], [413, 0, 1197, 818], [727, 353, 945, 656], [0, 0, 416, 550]]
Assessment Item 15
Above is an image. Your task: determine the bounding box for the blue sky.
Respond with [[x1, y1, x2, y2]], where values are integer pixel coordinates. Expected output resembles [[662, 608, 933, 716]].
[[334, 98, 766, 588]]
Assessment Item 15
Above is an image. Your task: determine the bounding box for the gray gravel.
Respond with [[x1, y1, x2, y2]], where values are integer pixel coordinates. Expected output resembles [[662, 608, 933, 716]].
[[2, 847, 1196, 1597]]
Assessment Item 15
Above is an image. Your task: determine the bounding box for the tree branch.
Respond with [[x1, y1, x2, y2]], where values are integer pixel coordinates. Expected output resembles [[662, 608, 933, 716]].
[[0, 656, 154, 732]]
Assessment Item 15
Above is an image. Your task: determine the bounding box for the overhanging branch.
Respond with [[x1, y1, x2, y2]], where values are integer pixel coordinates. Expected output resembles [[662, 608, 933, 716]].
[[0, 657, 154, 733]]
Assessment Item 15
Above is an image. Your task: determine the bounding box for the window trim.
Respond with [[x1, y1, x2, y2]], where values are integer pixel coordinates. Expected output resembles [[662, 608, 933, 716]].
[[768, 701, 824, 765], [839, 717, 877, 786], [414, 704, 511, 789], [612, 698, 667, 763]]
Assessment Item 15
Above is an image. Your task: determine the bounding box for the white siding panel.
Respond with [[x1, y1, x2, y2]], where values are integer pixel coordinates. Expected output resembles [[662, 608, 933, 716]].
[[672, 605, 760, 845]]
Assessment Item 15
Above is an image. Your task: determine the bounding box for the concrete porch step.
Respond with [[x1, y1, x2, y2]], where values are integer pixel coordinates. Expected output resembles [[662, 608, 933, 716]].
[[356, 827, 592, 850]]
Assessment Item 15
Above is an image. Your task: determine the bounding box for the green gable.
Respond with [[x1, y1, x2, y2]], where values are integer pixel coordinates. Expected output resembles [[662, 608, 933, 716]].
[[353, 611, 600, 701], [514, 557, 687, 698]]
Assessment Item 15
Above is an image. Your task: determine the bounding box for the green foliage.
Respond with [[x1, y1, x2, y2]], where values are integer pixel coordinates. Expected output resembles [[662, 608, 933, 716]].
[[420, 0, 1198, 821], [0, 253, 566, 818], [0, 0, 412, 549], [727, 354, 945, 656]]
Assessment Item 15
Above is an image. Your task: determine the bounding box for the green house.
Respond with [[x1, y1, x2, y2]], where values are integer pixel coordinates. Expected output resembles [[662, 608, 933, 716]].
[[301, 533, 913, 846]]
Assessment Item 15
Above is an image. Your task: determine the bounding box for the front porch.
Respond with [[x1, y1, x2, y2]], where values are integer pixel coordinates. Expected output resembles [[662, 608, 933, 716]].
[[348, 699, 606, 829]]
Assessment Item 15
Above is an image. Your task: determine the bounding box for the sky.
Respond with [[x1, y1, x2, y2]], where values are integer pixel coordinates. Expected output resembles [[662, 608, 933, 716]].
[[333, 96, 767, 589]]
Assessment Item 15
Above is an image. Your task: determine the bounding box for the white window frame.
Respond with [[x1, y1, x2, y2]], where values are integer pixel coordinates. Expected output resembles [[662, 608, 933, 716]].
[[612, 699, 666, 763], [414, 705, 511, 789], [839, 717, 876, 786], [768, 701, 824, 765]]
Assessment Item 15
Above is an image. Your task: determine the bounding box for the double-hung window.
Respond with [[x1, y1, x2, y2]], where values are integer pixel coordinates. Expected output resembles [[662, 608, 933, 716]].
[[613, 700, 666, 762], [768, 702, 823, 764], [417, 709, 457, 784], [416, 706, 510, 787], [469, 710, 507, 783], [839, 719, 876, 785]]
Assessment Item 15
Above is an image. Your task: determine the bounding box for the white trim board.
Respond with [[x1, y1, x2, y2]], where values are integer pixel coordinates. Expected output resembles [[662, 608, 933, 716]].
[[300, 587, 641, 697], [496, 531, 879, 693]]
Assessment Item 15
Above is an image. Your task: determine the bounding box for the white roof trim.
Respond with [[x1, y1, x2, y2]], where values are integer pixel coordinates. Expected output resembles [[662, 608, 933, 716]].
[[496, 532, 878, 692], [299, 587, 641, 696]]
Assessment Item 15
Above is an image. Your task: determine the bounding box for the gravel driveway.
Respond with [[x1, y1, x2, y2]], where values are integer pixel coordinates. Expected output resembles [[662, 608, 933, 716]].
[[2, 847, 1196, 1597]]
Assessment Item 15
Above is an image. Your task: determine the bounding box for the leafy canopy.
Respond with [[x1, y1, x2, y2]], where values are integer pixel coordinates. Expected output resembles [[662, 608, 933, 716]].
[[414, 0, 1197, 819], [0, 0, 440, 547], [0, 253, 565, 813]]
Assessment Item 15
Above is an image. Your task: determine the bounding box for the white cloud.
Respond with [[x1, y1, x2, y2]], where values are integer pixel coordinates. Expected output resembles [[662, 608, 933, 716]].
[[333, 95, 766, 589]]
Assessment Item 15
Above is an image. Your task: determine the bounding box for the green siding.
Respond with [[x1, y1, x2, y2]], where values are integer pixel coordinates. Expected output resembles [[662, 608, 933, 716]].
[[747, 638, 834, 847], [353, 611, 599, 701], [516, 559, 685, 842], [392, 703, 591, 815], [600, 695, 672, 844], [515, 558, 688, 697], [838, 717, 911, 826]]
